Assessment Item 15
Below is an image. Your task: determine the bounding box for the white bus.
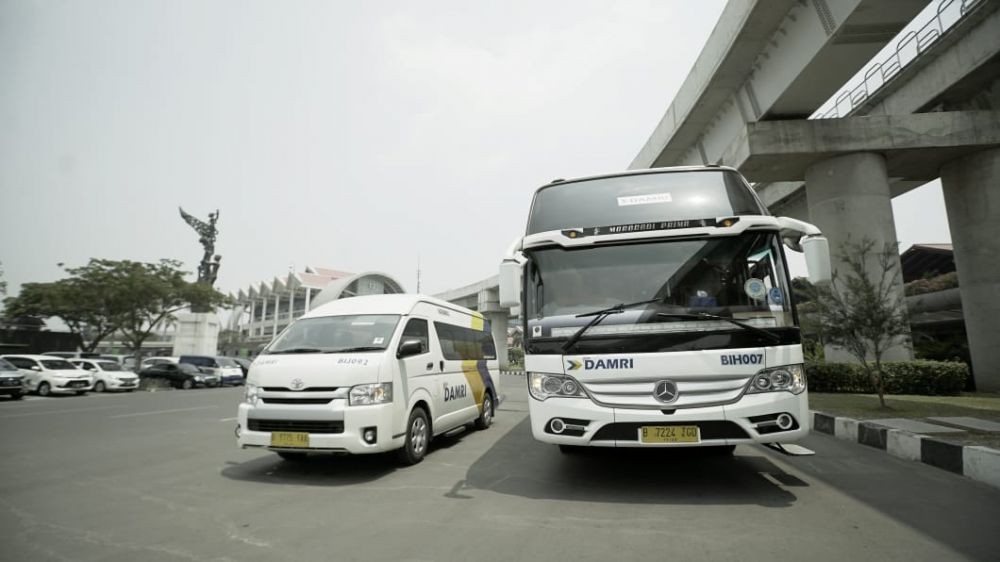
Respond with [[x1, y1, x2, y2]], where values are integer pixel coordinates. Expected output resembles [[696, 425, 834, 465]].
[[499, 166, 831, 454], [236, 294, 498, 465]]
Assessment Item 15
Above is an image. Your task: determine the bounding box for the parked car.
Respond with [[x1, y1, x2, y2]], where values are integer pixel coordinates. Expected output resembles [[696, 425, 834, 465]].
[[69, 359, 140, 392], [138, 362, 218, 389], [139, 356, 179, 371], [179, 355, 244, 386], [0, 358, 25, 400], [1, 355, 93, 396]]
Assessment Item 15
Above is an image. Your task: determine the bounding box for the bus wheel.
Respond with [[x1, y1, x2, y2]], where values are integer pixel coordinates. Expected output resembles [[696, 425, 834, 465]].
[[474, 393, 494, 430], [397, 408, 429, 466]]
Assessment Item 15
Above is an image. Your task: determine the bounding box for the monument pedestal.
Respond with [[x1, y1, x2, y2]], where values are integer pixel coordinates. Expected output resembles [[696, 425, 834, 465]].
[[172, 313, 220, 356]]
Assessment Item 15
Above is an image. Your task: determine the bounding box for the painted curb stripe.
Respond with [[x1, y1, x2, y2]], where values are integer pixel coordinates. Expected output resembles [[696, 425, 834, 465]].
[[921, 438, 965, 474], [813, 412, 835, 435], [858, 423, 889, 450]]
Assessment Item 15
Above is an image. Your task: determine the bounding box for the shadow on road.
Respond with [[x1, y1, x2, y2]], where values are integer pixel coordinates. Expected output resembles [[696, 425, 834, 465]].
[[220, 427, 478, 486], [463, 417, 803, 507]]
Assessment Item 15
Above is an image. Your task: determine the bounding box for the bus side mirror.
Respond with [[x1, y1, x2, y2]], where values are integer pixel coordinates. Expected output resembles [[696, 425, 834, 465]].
[[499, 259, 522, 308], [397, 340, 424, 359], [803, 236, 831, 285]]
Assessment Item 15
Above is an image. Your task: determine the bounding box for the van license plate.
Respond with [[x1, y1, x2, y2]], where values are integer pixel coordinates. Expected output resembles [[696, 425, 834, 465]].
[[271, 432, 310, 448], [639, 425, 700, 444]]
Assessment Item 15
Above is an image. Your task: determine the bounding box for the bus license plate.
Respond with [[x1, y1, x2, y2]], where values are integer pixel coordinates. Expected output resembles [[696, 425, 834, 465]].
[[270, 432, 310, 448], [639, 425, 700, 444]]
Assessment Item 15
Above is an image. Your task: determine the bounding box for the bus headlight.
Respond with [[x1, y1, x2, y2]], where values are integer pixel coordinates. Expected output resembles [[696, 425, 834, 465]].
[[528, 372, 587, 401], [747, 364, 806, 395], [349, 383, 393, 406], [245, 384, 260, 405]]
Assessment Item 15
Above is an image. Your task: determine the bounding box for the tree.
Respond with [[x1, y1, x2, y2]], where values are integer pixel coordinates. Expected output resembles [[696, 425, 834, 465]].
[[3, 261, 128, 351], [812, 238, 910, 408], [110, 260, 231, 362]]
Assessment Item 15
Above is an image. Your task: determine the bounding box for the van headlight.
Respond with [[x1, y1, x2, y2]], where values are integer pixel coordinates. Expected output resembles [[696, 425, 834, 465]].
[[349, 383, 393, 406], [528, 372, 587, 401], [747, 364, 806, 395], [245, 384, 260, 405]]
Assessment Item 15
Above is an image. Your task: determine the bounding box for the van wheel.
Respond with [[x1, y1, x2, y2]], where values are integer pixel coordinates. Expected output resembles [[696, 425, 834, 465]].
[[397, 408, 430, 466], [474, 392, 494, 430], [37, 382, 51, 397]]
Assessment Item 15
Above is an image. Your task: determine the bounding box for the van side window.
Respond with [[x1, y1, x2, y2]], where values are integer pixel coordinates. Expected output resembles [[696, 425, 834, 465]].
[[399, 319, 429, 355], [434, 322, 497, 361]]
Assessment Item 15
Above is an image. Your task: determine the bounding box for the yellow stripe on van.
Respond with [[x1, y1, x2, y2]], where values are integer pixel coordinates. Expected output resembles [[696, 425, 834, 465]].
[[461, 359, 487, 411], [470, 315, 484, 331]]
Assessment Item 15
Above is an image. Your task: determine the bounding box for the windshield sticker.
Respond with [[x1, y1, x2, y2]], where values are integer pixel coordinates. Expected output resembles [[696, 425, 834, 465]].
[[372, 337, 384, 345], [744, 278, 767, 301], [768, 287, 783, 305], [617, 193, 672, 206]]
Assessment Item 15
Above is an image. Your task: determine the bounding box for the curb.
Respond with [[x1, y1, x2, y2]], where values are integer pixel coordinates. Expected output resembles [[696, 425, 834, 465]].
[[811, 410, 1000, 490]]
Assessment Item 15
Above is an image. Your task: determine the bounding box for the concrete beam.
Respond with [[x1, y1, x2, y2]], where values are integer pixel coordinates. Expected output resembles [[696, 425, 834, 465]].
[[725, 111, 1000, 182]]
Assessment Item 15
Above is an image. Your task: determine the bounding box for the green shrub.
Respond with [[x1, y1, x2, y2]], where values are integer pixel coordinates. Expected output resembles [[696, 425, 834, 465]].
[[806, 360, 967, 395]]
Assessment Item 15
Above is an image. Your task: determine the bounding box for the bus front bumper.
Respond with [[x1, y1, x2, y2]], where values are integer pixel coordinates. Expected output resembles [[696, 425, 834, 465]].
[[529, 391, 810, 447]]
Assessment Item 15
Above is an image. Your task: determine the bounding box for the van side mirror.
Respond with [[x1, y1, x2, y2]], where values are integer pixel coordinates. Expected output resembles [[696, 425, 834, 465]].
[[397, 340, 424, 359]]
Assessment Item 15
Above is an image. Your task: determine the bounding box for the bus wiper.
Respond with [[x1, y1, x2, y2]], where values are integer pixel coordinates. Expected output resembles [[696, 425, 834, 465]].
[[325, 346, 385, 353], [561, 298, 666, 353], [267, 347, 323, 355], [656, 312, 782, 344]]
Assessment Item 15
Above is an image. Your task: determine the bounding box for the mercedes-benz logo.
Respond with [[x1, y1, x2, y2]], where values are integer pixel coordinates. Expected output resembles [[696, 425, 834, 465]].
[[653, 380, 679, 403], [290, 378, 305, 391]]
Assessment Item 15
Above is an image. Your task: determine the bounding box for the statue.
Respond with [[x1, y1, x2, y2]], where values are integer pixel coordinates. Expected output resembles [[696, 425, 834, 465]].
[[179, 207, 221, 286]]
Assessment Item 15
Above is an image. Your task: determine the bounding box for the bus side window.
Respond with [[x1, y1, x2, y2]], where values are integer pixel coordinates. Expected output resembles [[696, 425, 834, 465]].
[[399, 319, 429, 356]]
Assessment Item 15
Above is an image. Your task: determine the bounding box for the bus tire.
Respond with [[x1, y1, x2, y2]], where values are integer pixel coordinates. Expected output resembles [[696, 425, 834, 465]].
[[397, 407, 430, 466], [474, 392, 494, 430]]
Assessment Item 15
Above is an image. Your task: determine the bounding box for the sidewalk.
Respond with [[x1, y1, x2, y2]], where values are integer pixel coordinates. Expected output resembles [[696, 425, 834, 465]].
[[809, 392, 1000, 490]]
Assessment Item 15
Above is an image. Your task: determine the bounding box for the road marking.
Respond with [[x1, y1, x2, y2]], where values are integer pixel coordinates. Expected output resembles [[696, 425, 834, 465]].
[[219, 416, 237, 422], [0, 405, 126, 419], [109, 406, 218, 419]]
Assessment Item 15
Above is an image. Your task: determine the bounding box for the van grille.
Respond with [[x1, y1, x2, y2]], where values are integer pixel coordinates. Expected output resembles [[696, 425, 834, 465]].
[[248, 419, 344, 434], [262, 386, 338, 392], [260, 397, 333, 405]]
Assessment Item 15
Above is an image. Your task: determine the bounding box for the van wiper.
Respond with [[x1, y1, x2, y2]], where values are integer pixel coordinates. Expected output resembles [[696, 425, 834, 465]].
[[325, 346, 385, 353], [562, 298, 666, 353], [267, 347, 322, 355], [656, 312, 782, 344]]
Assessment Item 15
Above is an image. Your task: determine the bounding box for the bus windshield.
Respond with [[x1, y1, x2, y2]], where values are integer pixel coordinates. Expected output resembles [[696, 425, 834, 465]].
[[525, 232, 796, 350], [526, 169, 765, 235]]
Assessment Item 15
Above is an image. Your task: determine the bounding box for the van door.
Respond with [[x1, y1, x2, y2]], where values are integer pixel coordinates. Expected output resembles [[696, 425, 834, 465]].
[[433, 321, 488, 429], [395, 318, 436, 431]]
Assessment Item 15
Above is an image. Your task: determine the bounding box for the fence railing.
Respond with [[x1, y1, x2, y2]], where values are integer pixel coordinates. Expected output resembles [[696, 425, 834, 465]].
[[812, 0, 984, 120]]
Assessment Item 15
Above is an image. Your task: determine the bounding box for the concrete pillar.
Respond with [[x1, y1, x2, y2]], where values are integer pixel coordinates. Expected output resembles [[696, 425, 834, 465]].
[[248, 299, 256, 337], [805, 152, 913, 362], [940, 148, 1000, 391], [259, 297, 268, 337], [305, 288, 311, 312], [272, 294, 280, 337], [288, 290, 295, 322], [484, 311, 510, 370]]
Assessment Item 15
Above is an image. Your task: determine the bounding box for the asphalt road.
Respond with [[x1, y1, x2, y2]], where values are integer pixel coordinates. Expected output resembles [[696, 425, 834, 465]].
[[1, 376, 998, 562]]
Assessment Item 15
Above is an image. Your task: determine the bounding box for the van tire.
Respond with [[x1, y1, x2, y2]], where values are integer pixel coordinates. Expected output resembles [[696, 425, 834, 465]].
[[397, 408, 430, 466], [474, 392, 494, 430]]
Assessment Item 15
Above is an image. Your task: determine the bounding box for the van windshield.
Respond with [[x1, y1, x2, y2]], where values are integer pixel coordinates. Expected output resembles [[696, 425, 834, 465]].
[[264, 315, 401, 354]]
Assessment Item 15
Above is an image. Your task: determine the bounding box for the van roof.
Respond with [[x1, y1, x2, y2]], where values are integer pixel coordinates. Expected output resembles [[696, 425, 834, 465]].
[[301, 294, 480, 320]]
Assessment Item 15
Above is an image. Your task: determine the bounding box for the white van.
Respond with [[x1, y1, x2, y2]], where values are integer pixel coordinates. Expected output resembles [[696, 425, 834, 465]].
[[236, 294, 499, 465]]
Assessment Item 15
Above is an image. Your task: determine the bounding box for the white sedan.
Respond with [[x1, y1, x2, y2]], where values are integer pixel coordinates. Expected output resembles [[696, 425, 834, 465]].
[[70, 359, 140, 392], [1, 355, 93, 396]]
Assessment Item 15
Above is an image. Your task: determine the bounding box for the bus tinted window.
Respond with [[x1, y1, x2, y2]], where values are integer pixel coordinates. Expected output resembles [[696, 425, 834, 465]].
[[434, 322, 496, 361], [526, 170, 765, 234]]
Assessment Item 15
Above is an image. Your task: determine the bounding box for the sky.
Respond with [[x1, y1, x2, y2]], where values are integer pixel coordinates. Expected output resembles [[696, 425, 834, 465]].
[[1, 0, 953, 301]]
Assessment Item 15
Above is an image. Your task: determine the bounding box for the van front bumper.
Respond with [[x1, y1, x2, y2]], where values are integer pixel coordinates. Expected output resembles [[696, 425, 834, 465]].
[[529, 391, 810, 447], [235, 401, 399, 455]]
